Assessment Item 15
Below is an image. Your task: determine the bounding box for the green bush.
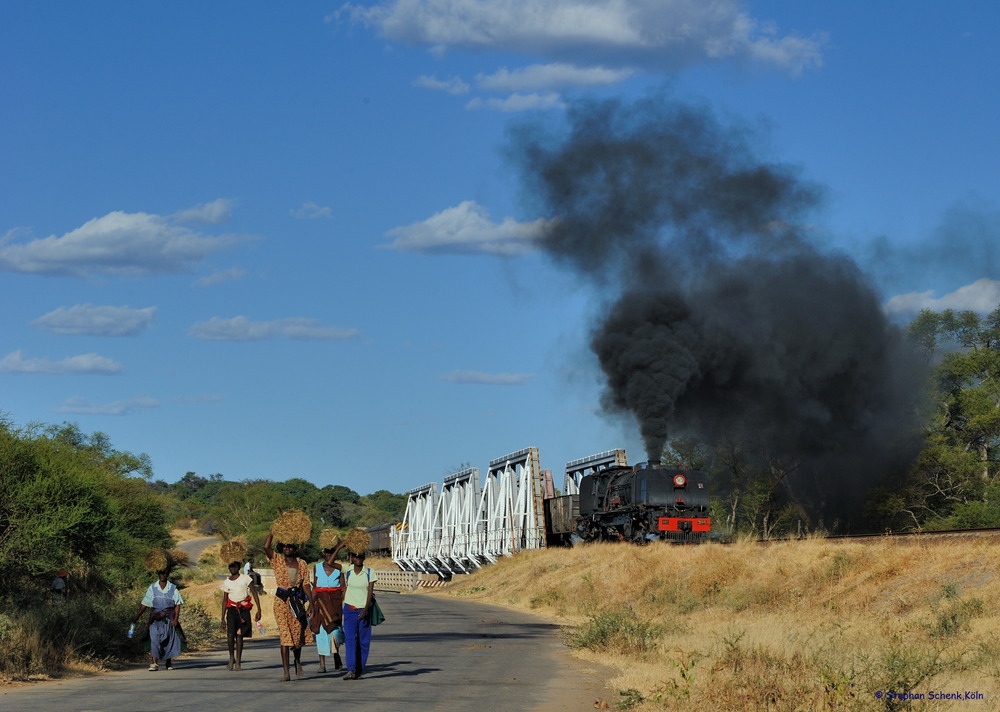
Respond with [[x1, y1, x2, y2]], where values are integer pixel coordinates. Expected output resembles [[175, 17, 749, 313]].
[[568, 606, 662, 656]]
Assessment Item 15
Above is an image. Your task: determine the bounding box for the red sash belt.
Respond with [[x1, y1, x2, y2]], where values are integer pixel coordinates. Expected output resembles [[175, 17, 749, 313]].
[[225, 595, 253, 608], [315, 586, 343, 592]]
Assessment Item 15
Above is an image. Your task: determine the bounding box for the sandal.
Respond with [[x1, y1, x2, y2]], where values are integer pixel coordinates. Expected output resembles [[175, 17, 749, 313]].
[[148, 663, 158, 671]]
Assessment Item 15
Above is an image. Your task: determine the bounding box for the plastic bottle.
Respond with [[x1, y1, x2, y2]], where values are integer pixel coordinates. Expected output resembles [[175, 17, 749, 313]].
[[255, 621, 265, 636], [127, 623, 135, 639]]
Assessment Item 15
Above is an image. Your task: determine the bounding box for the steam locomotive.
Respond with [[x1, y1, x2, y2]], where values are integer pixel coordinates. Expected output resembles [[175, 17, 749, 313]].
[[546, 462, 711, 544]]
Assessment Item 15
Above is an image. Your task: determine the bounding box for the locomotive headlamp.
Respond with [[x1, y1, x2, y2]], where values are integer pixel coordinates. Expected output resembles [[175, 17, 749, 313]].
[[673, 474, 687, 487]]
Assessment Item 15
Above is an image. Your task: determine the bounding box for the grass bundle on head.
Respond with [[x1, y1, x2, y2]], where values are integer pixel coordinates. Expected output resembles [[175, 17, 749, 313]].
[[344, 527, 371, 555], [319, 528, 342, 550], [144, 548, 171, 572], [219, 538, 248, 564], [169, 548, 191, 568], [271, 509, 312, 545]]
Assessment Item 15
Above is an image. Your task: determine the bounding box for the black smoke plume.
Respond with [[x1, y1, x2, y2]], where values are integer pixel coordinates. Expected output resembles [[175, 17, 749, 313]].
[[511, 93, 926, 526]]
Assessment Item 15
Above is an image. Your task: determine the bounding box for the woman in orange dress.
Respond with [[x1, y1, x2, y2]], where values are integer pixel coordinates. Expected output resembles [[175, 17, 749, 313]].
[[263, 531, 314, 680]]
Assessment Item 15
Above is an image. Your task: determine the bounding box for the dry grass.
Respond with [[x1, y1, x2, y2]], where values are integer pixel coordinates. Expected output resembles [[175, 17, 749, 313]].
[[344, 527, 371, 555], [169, 519, 204, 543], [218, 538, 248, 565], [435, 538, 1000, 711], [143, 548, 170, 572], [271, 510, 312, 544], [320, 528, 343, 550]]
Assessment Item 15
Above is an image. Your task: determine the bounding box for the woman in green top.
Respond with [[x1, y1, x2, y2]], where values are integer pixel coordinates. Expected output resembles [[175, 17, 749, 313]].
[[341, 550, 377, 679]]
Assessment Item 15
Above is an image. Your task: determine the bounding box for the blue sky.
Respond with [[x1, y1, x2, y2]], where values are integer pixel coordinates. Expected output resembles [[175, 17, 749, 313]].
[[2, 1, 998, 495]]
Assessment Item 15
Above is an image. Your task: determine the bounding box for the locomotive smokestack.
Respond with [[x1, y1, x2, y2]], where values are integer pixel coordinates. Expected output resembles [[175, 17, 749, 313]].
[[511, 91, 926, 524]]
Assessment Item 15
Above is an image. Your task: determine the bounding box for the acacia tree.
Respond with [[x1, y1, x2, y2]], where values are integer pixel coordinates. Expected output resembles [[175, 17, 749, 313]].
[[886, 307, 1000, 529]]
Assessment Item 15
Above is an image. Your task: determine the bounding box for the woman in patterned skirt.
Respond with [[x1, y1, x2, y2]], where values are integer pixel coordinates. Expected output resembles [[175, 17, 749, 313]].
[[264, 531, 314, 680]]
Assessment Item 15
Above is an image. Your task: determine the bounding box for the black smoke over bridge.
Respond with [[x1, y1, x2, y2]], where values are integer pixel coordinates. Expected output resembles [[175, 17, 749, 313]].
[[511, 93, 926, 526]]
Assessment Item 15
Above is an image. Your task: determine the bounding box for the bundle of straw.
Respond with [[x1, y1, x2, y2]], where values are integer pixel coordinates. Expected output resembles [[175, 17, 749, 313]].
[[343, 527, 371, 555], [319, 528, 342, 550], [271, 509, 312, 544], [219, 538, 248, 564], [169, 548, 191, 568], [144, 548, 171, 572]]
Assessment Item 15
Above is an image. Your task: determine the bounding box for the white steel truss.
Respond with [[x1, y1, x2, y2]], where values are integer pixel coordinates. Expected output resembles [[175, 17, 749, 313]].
[[393, 483, 440, 574], [564, 449, 627, 494], [391, 448, 547, 574], [435, 467, 481, 573], [475, 447, 545, 563]]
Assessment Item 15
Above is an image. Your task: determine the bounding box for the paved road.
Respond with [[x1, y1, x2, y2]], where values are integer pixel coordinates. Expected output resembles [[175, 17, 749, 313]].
[[173, 536, 220, 564], [1, 591, 609, 712]]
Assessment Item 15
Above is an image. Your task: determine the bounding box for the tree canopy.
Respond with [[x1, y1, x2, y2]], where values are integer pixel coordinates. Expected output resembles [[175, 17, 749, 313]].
[[875, 307, 1000, 530], [0, 420, 170, 593]]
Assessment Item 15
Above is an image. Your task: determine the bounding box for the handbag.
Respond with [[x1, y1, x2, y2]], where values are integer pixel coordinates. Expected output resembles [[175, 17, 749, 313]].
[[277, 586, 308, 624], [368, 597, 385, 626]]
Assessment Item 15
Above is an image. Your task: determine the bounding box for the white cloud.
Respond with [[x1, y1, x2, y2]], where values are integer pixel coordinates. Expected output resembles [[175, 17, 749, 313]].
[[440, 369, 532, 385], [0, 350, 124, 375], [32, 304, 156, 336], [884, 278, 1000, 318], [291, 202, 334, 219], [0, 208, 247, 277], [476, 63, 633, 91], [465, 92, 565, 112], [172, 198, 238, 225], [339, 0, 824, 75], [195, 267, 248, 287], [188, 316, 361, 342], [382, 201, 552, 255], [55, 396, 160, 415], [414, 74, 470, 94]]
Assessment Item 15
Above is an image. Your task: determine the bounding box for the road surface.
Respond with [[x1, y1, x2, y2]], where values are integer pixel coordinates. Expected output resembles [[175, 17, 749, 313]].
[[1, 590, 609, 712]]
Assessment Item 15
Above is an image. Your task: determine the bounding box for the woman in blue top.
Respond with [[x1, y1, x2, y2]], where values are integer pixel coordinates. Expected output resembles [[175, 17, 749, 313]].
[[310, 541, 346, 673], [131, 569, 184, 671]]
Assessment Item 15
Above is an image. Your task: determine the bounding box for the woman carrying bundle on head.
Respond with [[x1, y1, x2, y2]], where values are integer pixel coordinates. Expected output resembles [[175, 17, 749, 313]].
[[310, 534, 347, 673], [264, 521, 314, 681], [341, 528, 378, 680], [131, 566, 184, 672], [220, 559, 262, 671]]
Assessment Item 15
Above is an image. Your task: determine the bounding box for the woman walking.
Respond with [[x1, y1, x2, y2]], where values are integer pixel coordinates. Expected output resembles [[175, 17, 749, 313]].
[[310, 541, 346, 672], [220, 560, 262, 671], [264, 531, 314, 680], [341, 550, 378, 680], [131, 568, 183, 671]]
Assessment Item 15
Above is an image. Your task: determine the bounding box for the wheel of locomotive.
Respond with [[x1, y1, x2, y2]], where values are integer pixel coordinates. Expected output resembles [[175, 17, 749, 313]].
[[631, 524, 650, 545], [576, 520, 598, 542]]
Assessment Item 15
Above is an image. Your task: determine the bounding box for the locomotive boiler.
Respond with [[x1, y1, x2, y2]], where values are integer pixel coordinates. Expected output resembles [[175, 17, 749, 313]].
[[547, 462, 711, 544]]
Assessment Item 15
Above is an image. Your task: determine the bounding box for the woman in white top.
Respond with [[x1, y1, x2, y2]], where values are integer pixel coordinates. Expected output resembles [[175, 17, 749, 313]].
[[220, 560, 262, 671]]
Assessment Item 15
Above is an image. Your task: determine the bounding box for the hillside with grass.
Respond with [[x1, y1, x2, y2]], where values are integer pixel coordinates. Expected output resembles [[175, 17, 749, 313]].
[[432, 537, 1000, 712]]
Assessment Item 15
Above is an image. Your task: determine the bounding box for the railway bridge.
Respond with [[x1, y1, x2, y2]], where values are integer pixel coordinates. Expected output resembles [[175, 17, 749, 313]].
[[388, 446, 627, 576]]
